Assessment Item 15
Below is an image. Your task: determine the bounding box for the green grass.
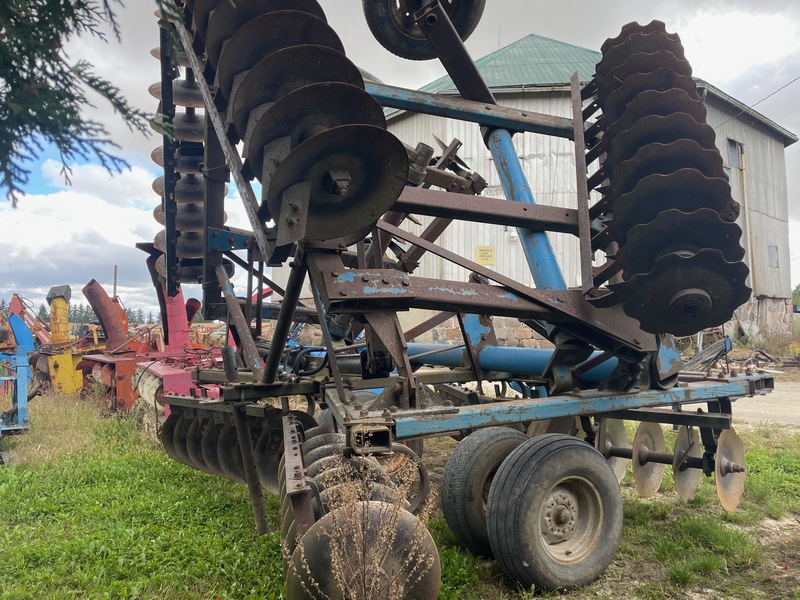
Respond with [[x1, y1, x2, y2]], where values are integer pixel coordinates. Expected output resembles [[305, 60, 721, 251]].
[[1, 395, 799, 599], [1, 412, 286, 599]]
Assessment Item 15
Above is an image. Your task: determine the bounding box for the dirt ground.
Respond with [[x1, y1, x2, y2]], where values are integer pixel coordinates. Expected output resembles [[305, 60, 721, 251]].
[[733, 373, 800, 426]]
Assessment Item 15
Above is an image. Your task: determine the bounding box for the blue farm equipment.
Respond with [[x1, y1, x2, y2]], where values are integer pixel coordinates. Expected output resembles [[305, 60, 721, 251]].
[[0, 314, 34, 448], [147, 1, 772, 596]]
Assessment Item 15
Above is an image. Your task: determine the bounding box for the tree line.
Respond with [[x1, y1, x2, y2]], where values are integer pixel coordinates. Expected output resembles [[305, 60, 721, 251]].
[[0, 298, 157, 327]]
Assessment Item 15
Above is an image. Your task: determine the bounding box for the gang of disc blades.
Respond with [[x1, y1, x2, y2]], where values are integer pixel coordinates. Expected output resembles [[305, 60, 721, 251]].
[[616, 208, 744, 276], [245, 82, 386, 181], [716, 427, 746, 512], [611, 169, 739, 240], [599, 50, 692, 99], [214, 11, 344, 100], [673, 425, 703, 502], [230, 45, 363, 140], [632, 421, 666, 498], [622, 249, 751, 336], [600, 68, 700, 125], [205, 0, 327, 67], [606, 139, 725, 201], [264, 125, 408, 242]]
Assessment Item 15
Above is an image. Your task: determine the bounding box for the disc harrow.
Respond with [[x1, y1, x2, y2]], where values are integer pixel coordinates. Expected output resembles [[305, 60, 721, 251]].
[[586, 20, 750, 335], [146, 5, 776, 596]]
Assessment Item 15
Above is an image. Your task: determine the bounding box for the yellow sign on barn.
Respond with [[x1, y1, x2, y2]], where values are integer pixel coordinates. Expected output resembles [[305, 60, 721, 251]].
[[475, 246, 495, 266]]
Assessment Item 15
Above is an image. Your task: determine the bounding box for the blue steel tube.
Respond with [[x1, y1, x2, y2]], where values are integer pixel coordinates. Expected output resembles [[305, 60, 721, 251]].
[[486, 129, 566, 291], [407, 343, 618, 383]]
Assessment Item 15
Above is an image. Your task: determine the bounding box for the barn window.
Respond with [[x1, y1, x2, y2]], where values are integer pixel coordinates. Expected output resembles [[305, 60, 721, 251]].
[[724, 139, 742, 181], [768, 245, 779, 268]]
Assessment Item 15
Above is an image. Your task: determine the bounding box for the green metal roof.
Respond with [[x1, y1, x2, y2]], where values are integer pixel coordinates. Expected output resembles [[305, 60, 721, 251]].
[[419, 33, 601, 94]]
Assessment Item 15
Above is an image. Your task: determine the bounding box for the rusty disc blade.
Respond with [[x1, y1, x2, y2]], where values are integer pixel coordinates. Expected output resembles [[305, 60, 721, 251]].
[[611, 169, 739, 239], [214, 11, 344, 100], [205, 0, 326, 67], [148, 79, 204, 108], [622, 248, 751, 336], [617, 208, 744, 277], [150, 111, 205, 143], [632, 421, 666, 498], [673, 425, 703, 502], [265, 124, 408, 242], [230, 45, 363, 140], [245, 82, 386, 181], [716, 427, 746, 512], [599, 418, 629, 483], [150, 46, 190, 67], [606, 139, 724, 200]]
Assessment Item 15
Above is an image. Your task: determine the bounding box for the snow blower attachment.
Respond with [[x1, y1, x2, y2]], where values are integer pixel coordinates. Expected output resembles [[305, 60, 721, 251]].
[[149, 2, 769, 596]]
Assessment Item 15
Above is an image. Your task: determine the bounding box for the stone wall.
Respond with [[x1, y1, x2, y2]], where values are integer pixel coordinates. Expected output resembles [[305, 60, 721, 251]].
[[732, 296, 795, 338]]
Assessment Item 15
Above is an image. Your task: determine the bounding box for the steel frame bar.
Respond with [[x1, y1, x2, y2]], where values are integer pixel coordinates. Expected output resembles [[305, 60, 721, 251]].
[[231, 405, 269, 534], [367, 82, 575, 139], [393, 378, 768, 438], [392, 186, 579, 234]]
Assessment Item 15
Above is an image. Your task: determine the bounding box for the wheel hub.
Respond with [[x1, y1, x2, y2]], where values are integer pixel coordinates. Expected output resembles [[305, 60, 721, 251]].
[[542, 488, 578, 543]]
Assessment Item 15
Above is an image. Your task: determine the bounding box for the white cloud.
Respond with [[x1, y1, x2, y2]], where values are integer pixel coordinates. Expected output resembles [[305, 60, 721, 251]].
[[41, 159, 157, 208], [673, 10, 800, 85]]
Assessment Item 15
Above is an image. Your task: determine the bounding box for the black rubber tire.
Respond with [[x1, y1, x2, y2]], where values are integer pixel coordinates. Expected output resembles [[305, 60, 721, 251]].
[[487, 434, 623, 591], [362, 0, 486, 61], [441, 426, 527, 556]]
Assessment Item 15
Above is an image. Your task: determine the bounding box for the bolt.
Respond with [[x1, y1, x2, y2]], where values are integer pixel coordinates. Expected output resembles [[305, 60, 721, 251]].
[[402, 280, 410, 286], [339, 290, 348, 296], [382, 278, 390, 284], [331, 272, 339, 277], [359, 409, 369, 417], [286, 216, 298, 226], [362, 275, 370, 282]]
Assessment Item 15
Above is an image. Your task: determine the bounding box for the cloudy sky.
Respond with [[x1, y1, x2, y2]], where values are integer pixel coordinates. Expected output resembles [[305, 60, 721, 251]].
[[2, 0, 798, 315]]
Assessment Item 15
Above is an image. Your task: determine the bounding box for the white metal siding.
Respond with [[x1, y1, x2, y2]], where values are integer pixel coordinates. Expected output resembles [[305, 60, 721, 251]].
[[705, 95, 791, 298], [388, 90, 582, 289]]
